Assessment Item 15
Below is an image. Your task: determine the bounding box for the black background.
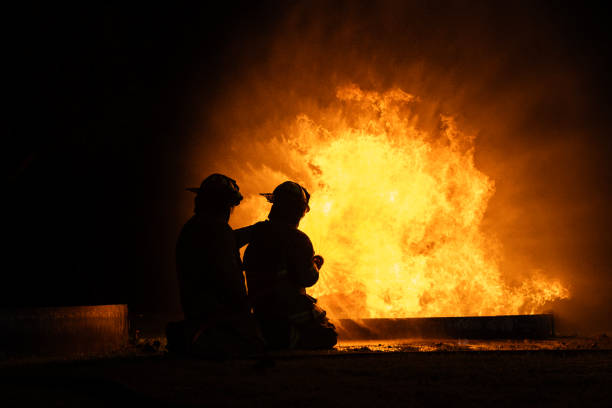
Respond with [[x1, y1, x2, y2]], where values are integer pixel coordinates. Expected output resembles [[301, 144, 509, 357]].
[[5, 2, 278, 310]]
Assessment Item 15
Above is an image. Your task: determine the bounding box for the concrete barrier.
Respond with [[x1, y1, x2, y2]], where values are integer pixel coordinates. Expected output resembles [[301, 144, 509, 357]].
[[334, 314, 555, 340], [0, 305, 129, 357]]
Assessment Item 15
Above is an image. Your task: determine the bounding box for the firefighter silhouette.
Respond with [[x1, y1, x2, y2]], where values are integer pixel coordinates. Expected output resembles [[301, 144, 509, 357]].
[[167, 174, 264, 358], [244, 181, 337, 350]]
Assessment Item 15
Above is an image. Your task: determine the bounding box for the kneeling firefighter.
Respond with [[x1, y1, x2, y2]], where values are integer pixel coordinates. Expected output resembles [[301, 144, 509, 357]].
[[167, 173, 264, 358], [243, 181, 337, 350]]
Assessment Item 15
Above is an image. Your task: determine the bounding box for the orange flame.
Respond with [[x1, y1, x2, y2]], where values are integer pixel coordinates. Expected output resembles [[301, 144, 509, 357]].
[[233, 85, 569, 318]]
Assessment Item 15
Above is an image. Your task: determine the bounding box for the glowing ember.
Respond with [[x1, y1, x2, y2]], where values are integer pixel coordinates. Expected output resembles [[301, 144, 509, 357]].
[[232, 85, 569, 318]]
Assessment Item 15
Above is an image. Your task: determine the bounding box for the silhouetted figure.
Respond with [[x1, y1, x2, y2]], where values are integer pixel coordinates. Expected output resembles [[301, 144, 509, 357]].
[[243, 181, 337, 350], [166, 174, 263, 358]]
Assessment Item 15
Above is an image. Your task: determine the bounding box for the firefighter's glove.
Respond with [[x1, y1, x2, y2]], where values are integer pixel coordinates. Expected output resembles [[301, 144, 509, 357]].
[[313, 255, 324, 269]]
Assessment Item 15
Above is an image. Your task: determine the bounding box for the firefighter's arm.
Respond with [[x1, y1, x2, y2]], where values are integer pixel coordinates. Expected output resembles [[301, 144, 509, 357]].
[[234, 221, 267, 249], [292, 233, 321, 287], [296, 259, 320, 287]]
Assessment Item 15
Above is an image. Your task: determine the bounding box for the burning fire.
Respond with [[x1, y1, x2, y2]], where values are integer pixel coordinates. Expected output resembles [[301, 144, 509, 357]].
[[231, 84, 569, 318]]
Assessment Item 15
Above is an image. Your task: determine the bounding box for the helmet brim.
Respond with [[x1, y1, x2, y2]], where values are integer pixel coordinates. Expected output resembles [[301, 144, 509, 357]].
[[260, 193, 274, 203], [259, 192, 310, 212]]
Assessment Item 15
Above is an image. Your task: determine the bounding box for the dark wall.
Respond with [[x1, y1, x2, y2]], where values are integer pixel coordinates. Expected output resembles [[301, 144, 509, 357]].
[[5, 3, 280, 310]]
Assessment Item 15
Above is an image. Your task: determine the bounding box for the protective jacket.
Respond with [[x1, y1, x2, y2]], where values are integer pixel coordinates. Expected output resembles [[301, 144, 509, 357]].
[[243, 220, 319, 319], [176, 213, 249, 321], [243, 220, 336, 349]]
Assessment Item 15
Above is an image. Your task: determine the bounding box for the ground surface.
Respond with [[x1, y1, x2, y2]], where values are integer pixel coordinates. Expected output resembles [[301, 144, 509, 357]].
[[1, 337, 611, 407]]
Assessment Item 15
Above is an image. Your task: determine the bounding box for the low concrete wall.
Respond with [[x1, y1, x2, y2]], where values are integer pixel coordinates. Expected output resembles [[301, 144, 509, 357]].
[[334, 314, 555, 340], [0, 305, 129, 357]]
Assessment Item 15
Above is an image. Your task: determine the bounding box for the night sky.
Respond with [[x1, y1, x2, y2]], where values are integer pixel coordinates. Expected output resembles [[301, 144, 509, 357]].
[[5, 2, 612, 331]]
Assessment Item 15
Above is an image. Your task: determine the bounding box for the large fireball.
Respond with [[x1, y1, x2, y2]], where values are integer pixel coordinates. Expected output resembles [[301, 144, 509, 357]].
[[232, 85, 569, 318]]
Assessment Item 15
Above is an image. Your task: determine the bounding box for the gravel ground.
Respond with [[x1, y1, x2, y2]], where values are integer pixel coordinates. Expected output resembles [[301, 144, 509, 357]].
[[1, 337, 611, 407]]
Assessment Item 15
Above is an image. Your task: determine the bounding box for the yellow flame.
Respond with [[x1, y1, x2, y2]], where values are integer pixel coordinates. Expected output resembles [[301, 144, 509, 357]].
[[235, 85, 569, 318]]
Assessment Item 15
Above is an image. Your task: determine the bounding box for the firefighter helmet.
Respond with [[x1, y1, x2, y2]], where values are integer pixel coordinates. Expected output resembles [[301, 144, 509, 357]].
[[260, 181, 310, 212], [187, 173, 243, 207]]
